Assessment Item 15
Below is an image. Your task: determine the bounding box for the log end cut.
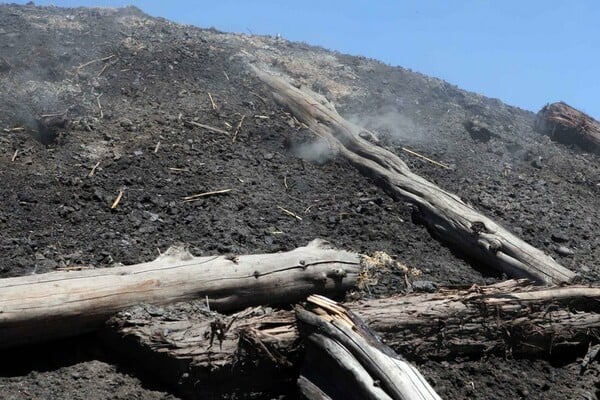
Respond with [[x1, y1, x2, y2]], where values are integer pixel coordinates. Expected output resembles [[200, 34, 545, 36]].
[[534, 102, 600, 153]]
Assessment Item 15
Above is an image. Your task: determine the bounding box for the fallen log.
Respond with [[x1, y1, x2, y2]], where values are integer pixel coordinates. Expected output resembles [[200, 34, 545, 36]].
[[252, 66, 576, 285], [534, 101, 600, 153], [104, 281, 600, 398], [0, 239, 360, 347], [103, 303, 301, 399], [296, 295, 441, 400], [354, 279, 600, 360]]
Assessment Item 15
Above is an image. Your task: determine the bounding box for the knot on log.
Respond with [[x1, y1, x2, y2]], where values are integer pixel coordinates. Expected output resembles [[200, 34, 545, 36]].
[[327, 268, 347, 279]]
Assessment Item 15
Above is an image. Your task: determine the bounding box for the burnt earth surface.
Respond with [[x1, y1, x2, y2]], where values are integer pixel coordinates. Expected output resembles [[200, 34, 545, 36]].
[[0, 4, 598, 399]]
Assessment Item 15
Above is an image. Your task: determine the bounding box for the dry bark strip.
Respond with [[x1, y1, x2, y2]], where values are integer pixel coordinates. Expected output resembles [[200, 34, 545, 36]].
[[296, 295, 441, 400], [104, 281, 599, 399], [0, 239, 359, 348], [252, 66, 576, 285], [534, 101, 600, 153]]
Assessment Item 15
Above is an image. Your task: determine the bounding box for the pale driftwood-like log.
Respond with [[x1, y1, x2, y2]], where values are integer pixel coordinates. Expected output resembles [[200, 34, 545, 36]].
[[296, 295, 441, 400], [253, 66, 576, 285], [534, 101, 600, 153], [0, 239, 360, 347], [104, 282, 600, 398], [354, 279, 600, 360]]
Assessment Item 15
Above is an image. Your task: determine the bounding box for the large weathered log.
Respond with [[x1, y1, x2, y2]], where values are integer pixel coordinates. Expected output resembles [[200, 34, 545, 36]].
[[104, 303, 301, 399], [296, 295, 441, 400], [104, 281, 600, 398], [354, 279, 600, 360], [0, 239, 360, 347], [252, 66, 576, 285], [534, 101, 600, 153]]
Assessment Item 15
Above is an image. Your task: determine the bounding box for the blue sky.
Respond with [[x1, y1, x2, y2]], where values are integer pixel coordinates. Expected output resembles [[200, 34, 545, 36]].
[[7, 1, 600, 117]]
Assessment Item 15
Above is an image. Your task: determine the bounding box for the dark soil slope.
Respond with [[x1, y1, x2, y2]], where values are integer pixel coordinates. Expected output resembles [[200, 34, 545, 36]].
[[0, 4, 598, 399]]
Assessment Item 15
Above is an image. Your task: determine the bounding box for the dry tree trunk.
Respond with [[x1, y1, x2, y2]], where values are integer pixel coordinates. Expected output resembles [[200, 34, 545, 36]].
[[252, 66, 576, 285], [0, 239, 359, 348], [354, 279, 600, 360], [296, 295, 441, 400], [104, 281, 599, 399], [535, 101, 600, 153]]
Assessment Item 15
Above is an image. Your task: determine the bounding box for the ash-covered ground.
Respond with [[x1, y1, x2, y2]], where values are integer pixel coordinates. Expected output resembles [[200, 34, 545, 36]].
[[0, 4, 598, 399]]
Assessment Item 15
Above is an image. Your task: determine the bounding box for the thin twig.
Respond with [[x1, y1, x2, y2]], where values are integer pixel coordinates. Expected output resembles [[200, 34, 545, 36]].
[[88, 161, 100, 177], [40, 105, 74, 119], [232, 115, 245, 142], [76, 54, 116, 71], [11, 149, 18, 162], [97, 62, 110, 77], [277, 205, 303, 221], [96, 93, 103, 119], [168, 167, 191, 172], [223, 70, 230, 81], [401, 147, 451, 170], [284, 176, 288, 189], [185, 120, 230, 136], [208, 92, 217, 111], [182, 188, 232, 202], [110, 188, 124, 209], [4, 127, 25, 133], [154, 141, 161, 153], [250, 91, 267, 104], [40, 112, 64, 118]]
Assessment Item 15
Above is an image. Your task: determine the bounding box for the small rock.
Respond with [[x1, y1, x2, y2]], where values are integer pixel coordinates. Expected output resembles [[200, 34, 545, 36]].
[[263, 152, 274, 160], [119, 118, 135, 131], [581, 265, 590, 273], [551, 231, 569, 243], [531, 157, 543, 169], [412, 280, 437, 293], [464, 119, 497, 142], [138, 225, 155, 234], [556, 246, 574, 257], [143, 210, 160, 222]]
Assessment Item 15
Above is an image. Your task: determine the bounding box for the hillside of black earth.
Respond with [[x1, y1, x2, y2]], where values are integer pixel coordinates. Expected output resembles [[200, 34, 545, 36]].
[[0, 4, 598, 399]]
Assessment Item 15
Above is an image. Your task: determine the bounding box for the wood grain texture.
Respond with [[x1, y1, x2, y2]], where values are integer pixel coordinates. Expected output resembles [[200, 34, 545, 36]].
[[0, 239, 359, 347]]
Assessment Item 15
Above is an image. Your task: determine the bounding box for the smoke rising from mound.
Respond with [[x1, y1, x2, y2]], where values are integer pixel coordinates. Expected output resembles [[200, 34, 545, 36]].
[[291, 137, 336, 165], [349, 106, 424, 143], [289, 107, 425, 165]]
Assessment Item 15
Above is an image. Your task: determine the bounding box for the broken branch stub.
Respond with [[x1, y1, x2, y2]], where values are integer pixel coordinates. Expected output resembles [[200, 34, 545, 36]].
[[253, 66, 576, 285], [0, 239, 359, 347]]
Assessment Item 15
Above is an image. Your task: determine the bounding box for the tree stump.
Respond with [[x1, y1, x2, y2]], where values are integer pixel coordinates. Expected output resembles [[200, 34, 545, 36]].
[[535, 102, 600, 153]]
